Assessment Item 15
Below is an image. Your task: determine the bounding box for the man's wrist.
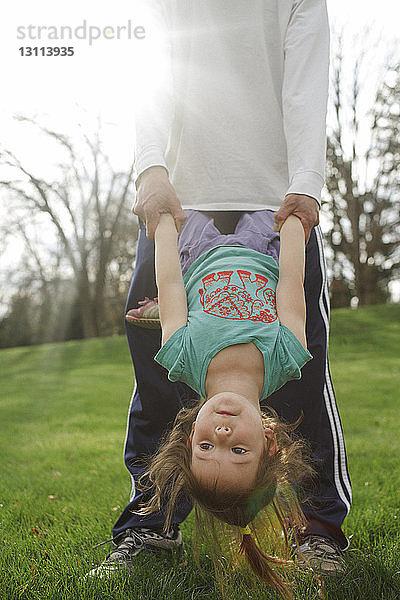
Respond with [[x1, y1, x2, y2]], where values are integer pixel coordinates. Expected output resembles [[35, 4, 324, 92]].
[[136, 165, 169, 190], [285, 192, 320, 206]]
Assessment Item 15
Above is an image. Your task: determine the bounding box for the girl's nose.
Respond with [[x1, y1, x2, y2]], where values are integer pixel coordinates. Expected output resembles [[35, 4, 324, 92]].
[[215, 425, 232, 435]]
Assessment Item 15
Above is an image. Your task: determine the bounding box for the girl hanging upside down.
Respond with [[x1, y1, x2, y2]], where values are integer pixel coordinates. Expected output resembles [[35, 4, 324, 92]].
[[126, 209, 315, 600]]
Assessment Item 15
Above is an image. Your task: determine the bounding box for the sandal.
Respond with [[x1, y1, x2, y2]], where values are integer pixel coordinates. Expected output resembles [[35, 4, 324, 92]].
[[125, 297, 161, 329]]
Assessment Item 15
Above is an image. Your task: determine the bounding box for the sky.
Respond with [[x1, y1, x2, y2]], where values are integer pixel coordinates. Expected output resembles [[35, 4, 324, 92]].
[[0, 0, 399, 297]]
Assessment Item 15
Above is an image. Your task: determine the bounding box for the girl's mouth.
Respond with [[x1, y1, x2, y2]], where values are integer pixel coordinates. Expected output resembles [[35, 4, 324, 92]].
[[216, 411, 236, 416]]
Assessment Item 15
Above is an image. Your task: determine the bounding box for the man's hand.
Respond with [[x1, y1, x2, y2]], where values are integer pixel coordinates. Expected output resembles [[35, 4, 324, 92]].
[[274, 194, 320, 244], [133, 166, 187, 238]]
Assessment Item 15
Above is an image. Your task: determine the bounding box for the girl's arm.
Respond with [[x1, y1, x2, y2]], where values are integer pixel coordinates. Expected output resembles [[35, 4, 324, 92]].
[[275, 215, 307, 349], [154, 213, 188, 345]]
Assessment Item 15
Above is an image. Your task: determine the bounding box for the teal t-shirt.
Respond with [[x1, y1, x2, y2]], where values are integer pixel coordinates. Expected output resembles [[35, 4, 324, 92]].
[[154, 245, 312, 400]]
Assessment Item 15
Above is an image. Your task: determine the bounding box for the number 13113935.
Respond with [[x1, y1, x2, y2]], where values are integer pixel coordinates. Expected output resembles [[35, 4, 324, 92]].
[[19, 46, 74, 56]]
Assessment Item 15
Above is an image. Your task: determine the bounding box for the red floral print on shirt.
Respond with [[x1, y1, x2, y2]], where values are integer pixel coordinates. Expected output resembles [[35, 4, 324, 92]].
[[198, 269, 277, 323]]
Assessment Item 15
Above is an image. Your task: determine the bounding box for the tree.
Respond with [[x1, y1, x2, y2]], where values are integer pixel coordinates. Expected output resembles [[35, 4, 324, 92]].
[[0, 116, 137, 342], [323, 31, 400, 307]]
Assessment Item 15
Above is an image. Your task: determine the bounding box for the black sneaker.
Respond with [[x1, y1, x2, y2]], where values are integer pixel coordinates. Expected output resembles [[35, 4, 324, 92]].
[[86, 525, 183, 578], [292, 535, 345, 574]]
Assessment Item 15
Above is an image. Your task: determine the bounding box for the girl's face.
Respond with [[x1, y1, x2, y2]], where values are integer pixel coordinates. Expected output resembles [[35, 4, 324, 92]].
[[188, 392, 277, 491]]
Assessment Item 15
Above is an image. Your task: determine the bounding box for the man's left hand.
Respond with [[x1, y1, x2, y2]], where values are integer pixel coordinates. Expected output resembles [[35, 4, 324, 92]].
[[274, 194, 320, 245]]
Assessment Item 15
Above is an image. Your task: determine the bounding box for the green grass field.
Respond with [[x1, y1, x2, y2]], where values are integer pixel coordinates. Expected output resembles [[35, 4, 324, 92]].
[[0, 304, 399, 600]]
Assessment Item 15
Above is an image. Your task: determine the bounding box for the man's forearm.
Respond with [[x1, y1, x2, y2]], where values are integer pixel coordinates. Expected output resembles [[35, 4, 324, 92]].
[[133, 1, 173, 194], [282, 0, 330, 205]]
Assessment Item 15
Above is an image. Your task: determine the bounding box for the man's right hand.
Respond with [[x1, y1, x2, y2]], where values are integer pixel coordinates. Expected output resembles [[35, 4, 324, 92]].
[[133, 166, 187, 238]]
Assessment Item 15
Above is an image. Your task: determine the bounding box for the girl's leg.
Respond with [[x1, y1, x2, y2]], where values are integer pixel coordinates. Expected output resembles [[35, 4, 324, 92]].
[[112, 222, 197, 539]]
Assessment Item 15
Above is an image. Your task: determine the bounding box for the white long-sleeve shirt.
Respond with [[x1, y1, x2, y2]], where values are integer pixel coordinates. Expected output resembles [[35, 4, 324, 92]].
[[134, 0, 330, 211]]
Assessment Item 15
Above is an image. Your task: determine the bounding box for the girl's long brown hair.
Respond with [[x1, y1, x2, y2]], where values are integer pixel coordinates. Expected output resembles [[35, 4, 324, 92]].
[[133, 401, 314, 600]]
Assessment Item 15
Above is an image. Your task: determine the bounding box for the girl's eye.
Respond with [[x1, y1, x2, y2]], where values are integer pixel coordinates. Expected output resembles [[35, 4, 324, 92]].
[[198, 444, 248, 454], [199, 443, 213, 450]]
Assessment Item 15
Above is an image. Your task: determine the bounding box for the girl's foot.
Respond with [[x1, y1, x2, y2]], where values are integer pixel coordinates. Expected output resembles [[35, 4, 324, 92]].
[[125, 297, 161, 329]]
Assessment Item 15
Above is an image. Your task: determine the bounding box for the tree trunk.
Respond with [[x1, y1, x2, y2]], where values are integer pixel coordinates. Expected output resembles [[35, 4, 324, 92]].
[[77, 272, 97, 338]]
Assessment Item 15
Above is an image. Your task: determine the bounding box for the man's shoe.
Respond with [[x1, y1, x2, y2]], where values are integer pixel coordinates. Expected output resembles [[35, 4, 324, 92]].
[[293, 535, 345, 574], [86, 525, 183, 578]]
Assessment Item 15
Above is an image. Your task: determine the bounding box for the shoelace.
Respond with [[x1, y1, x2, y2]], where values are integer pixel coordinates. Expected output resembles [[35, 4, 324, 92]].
[[93, 528, 146, 557], [301, 536, 342, 553]]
